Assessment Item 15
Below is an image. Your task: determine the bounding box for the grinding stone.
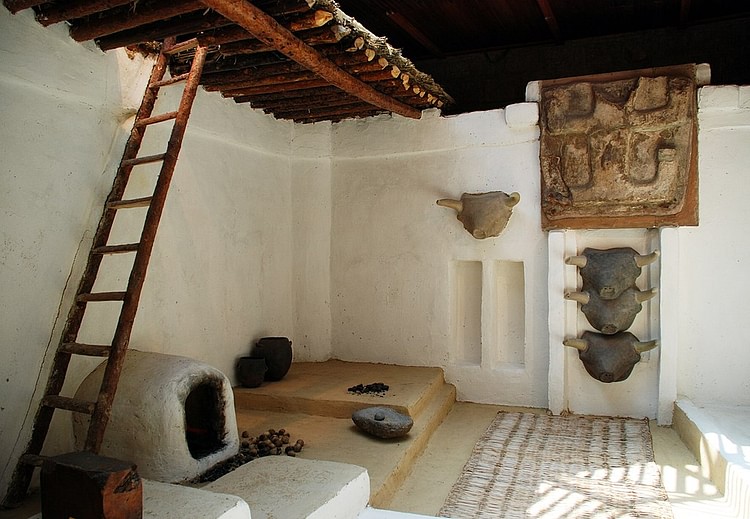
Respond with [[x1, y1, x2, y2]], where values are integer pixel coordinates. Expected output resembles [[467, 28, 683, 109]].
[[351, 406, 413, 439]]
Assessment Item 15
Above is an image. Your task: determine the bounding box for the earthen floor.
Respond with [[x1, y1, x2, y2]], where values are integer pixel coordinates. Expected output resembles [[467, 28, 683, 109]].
[[0, 360, 737, 518]]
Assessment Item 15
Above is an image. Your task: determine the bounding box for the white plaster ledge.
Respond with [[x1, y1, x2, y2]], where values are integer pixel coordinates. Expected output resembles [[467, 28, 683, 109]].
[[675, 398, 750, 518], [699, 85, 741, 109], [505, 102, 539, 129], [143, 481, 251, 519], [206, 456, 370, 519]]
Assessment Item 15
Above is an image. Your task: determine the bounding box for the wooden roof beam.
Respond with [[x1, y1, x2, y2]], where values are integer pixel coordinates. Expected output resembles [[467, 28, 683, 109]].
[[3, 0, 43, 14], [200, 49, 372, 85], [222, 78, 332, 97], [198, 0, 421, 119], [232, 85, 342, 104], [218, 25, 350, 56], [181, 42, 368, 77], [204, 57, 386, 91], [274, 102, 378, 121], [206, 70, 317, 92], [254, 92, 360, 110], [536, 0, 561, 41], [200, 9, 333, 46], [70, 0, 205, 42], [96, 12, 233, 51], [294, 109, 384, 124], [37, 0, 134, 26]]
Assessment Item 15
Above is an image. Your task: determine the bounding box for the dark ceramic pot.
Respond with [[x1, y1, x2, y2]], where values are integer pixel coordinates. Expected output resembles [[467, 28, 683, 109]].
[[236, 356, 267, 388], [252, 337, 292, 381]]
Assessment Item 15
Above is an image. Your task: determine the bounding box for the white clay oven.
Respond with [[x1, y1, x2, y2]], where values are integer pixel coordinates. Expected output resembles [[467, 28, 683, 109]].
[[72, 350, 239, 482]]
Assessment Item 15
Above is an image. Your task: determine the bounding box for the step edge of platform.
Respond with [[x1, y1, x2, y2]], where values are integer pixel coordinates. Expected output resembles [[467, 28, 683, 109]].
[[369, 383, 457, 508], [233, 390, 412, 419], [405, 368, 449, 421]]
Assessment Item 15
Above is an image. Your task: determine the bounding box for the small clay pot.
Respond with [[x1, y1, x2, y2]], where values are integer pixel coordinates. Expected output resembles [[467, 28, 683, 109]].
[[236, 356, 267, 388], [252, 337, 292, 381]]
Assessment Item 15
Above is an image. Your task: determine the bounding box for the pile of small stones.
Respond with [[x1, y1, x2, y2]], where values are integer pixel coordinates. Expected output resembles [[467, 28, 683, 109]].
[[239, 428, 305, 458], [190, 427, 305, 483], [348, 382, 389, 396]]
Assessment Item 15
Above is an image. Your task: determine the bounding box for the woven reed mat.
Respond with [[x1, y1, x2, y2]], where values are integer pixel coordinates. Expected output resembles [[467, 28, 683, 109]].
[[438, 412, 673, 519]]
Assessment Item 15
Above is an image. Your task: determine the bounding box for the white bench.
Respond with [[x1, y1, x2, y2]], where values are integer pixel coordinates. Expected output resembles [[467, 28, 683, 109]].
[[205, 457, 370, 519]]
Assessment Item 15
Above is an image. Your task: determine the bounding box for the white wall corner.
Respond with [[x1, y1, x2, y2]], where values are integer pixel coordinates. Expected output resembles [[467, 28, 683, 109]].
[[504, 102, 540, 129], [657, 227, 680, 425], [699, 85, 740, 110]]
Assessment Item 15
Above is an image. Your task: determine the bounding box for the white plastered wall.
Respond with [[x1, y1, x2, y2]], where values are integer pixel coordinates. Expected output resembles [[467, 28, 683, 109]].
[[675, 85, 750, 407], [328, 108, 550, 407], [0, 9, 317, 495]]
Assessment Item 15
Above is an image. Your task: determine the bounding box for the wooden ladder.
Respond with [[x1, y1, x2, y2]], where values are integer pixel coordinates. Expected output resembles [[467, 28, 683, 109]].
[[2, 39, 208, 508]]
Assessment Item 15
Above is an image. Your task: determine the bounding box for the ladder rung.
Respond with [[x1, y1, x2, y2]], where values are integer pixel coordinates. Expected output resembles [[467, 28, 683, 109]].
[[60, 342, 111, 357], [121, 153, 166, 167], [20, 454, 47, 467], [108, 196, 152, 210], [162, 37, 198, 55], [135, 111, 178, 127], [42, 395, 96, 414], [93, 243, 140, 255], [150, 73, 190, 89], [77, 291, 127, 303]]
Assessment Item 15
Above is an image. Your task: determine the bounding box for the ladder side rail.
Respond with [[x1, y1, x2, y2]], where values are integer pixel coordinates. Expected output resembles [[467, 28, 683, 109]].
[[61, 47, 173, 347], [33, 47, 172, 428], [84, 45, 208, 452]]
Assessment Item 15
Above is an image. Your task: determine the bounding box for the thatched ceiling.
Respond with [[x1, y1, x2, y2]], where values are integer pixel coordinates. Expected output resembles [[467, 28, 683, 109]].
[[3, 0, 453, 123]]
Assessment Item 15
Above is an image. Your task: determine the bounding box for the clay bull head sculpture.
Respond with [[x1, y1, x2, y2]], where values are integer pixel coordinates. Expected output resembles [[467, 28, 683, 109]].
[[563, 331, 658, 383], [566, 247, 659, 300], [565, 287, 658, 334], [437, 191, 520, 239]]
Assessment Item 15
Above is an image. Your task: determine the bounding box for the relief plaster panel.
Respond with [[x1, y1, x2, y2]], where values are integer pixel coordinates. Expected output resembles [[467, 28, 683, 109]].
[[539, 65, 699, 230]]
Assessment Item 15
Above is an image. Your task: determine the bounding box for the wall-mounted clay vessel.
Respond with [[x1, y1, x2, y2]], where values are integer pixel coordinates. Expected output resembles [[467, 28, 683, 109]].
[[565, 287, 658, 334], [437, 191, 520, 239], [563, 331, 658, 383], [566, 247, 659, 299]]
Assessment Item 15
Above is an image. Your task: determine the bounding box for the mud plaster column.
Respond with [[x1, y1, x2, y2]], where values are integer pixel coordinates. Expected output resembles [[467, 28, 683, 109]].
[[547, 230, 578, 414], [657, 227, 679, 425]]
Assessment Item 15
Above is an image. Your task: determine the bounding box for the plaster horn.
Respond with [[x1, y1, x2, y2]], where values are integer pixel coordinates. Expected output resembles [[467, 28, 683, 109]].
[[562, 338, 589, 351]]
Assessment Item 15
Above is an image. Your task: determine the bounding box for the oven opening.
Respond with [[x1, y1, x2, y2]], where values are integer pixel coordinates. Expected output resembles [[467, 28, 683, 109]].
[[185, 380, 226, 459]]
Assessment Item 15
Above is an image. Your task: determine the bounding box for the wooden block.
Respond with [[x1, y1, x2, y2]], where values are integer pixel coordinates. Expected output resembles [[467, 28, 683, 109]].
[[41, 451, 142, 519]]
